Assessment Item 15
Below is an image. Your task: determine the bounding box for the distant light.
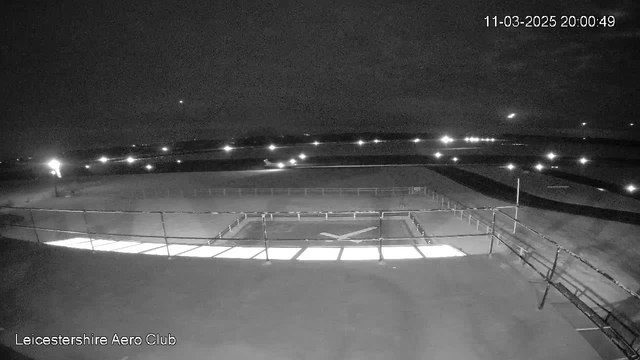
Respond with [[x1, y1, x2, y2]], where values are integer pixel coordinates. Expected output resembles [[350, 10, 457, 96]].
[[440, 135, 453, 144], [176, 160, 182, 164], [626, 184, 637, 193], [546, 152, 557, 160], [223, 145, 233, 152], [581, 122, 587, 126], [583, 137, 587, 140], [357, 140, 365, 146], [161, 147, 169, 152], [47, 159, 61, 178], [464, 137, 469, 142], [277, 162, 285, 168], [85, 165, 90, 169], [551, 166, 559, 169], [268, 144, 277, 151], [312, 141, 320, 146], [507, 113, 516, 119], [179, 100, 184, 104], [535, 163, 544, 171], [132, 144, 136, 147], [413, 138, 421, 143], [506, 163, 515, 171], [98, 156, 108, 163], [490, 138, 496, 142], [579, 157, 589, 165], [452, 157, 458, 162], [299, 153, 306, 159], [597, 188, 606, 192], [434, 152, 442, 159], [50, 170, 57, 175], [373, 139, 380, 143], [630, 123, 635, 127], [289, 159, 297, 165], [145, 164, 153, 170], [126, 156, 136, 164]]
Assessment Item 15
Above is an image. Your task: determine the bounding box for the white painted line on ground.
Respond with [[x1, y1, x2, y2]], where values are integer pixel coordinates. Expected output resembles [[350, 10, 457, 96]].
[[417, 245, 466, 258], [382, 246, 423, 259], [93, 241, 140, 251], [297, 247, 341, 260], [215, 247, 264, 259], [113, 243, 165, 254], [253, 247, 301, 260], [177, 246, 231, 258], [143, 246, 171, 256], [46, 237, 92, 246], [165, 244, 199, 256], [320, 226, 377, 240], [340, 247, 379, 260]]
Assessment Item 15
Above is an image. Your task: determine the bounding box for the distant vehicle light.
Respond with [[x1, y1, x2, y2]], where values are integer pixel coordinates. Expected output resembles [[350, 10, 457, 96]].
[[490, 138, 496, 142], [506, 163, 515, 170], [176, 160, 182, 164], [535, 163, 544, 171], [440, 135, 453, 144], [581, 122, 587, 126], [546, 152, 557, 160], [551, 166, 559, 169], [223, 145, 233, 152], [579, 157, 589, 165], [161, 147, 169, 152], [299, 153, 306, 159], [507, 113, 516, 119], [126, 156, 136, 164], [277, 162, 285, 168], [373, 139, 380, 143], [145, 164, 153, 170], [414, 138, 421, 143], [85, 165, 90, 169], [268, 144, 277, 151], [434, 152, 442, 159], [312, 141, 320, 146], [98, 156, 109, 163], [626, 184, 637, 193]]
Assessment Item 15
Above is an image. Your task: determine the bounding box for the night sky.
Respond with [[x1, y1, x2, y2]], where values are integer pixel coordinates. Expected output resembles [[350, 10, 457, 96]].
[[2, 0, 639, 157]]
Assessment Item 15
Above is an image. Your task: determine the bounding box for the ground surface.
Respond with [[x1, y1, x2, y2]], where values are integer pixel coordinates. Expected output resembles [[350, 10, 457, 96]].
[[0, 238, 601, 360], [2, 165, 639, 358]]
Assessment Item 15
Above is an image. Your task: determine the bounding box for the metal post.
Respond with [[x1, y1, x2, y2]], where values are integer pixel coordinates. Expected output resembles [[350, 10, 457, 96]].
[[255, 188, 257, 196], [297, 213, 300, 221], [489, 209, 496, 255], [322, 188, 324, 196], [441, 197, 444, 208], [539, 248, 561, 310], [271, 188, 274, 196], [357, 188, 360, 196], [28, 209, 41, 244], [159, 212, 171, 259], [447, 200, 450, 208], [476, 219, 480, 231], [82, 210, 95, 251], [305, 188, 307, 196], [514, 178, 520, 233], [262, 214, 270, 263]]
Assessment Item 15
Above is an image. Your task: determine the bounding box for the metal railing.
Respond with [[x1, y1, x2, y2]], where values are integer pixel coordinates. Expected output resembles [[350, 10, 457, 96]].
[[74, 186, 430, 198]]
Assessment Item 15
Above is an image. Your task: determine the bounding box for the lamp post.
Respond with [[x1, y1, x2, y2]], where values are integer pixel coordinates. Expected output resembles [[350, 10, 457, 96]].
[[48, 159, 62, 197]]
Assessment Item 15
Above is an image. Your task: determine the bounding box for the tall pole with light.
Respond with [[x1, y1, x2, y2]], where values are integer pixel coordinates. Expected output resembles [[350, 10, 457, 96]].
[[48, 159, 62, 197]]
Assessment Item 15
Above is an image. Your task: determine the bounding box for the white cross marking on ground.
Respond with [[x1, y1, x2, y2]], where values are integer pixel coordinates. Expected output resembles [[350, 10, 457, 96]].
[[320, 227, 377, 241]]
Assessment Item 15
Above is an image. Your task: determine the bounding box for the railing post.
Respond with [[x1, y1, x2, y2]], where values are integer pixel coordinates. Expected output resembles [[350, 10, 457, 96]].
[[159, 212, 171, 259], [357, 188, 360, 196], [28, 209, 41, 245], [378, 212, 384, 264], [262, 214, 270, 264], [82, 210, 95, 251], [489, 209, 496, 255], [539, 248, 561, 310]]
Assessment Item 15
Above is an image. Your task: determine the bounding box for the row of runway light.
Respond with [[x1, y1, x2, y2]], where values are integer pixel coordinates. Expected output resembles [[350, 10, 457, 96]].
[[45, 237, 466, 260]]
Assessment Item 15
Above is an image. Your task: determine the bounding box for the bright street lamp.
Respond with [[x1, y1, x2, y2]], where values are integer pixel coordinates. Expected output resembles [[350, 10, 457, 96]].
[[434, 152, 442, 159], [626, 184, 637, 193], [126, 156, 136, 164], [176, 160, 182, 163], [373, 139, 380, 143], [413, 138, 421, 143], [357, 140, 365, 146], [299, 153, 306, 159], [223, 145, 233, 152], [579, 157, 589, 165], [161, 147, 168, 152], [440, 135, 453, 144], [312, 141, 320, 146], [506, 163, 516, 171], [98, 156, 108, 163], [546, 152, 557, 160], [48, 159, 61, 178], [535, 163, 544, 171], [452, 157, 458, 162], [145, 164, 153, 171], [268, 144, 277, 151], [277, 162, 285, 169]]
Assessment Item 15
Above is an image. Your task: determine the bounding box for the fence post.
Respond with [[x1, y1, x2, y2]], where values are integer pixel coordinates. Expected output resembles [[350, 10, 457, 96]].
[[441, 196, 445, 208], [539, 248, 561, 310], [28, 209, 41, 245], [489, 209, 496, 255], [159, 212, 171, 259], [305, 188, 307, 196], [357, 188, 360, 196], [255, 188, 257, 196], [262, 214, 270, 264], [82, 210, 95, 251]]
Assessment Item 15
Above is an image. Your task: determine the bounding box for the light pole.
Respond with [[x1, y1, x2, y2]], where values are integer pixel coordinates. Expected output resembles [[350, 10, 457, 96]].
[[47, 159, 62, 197]]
